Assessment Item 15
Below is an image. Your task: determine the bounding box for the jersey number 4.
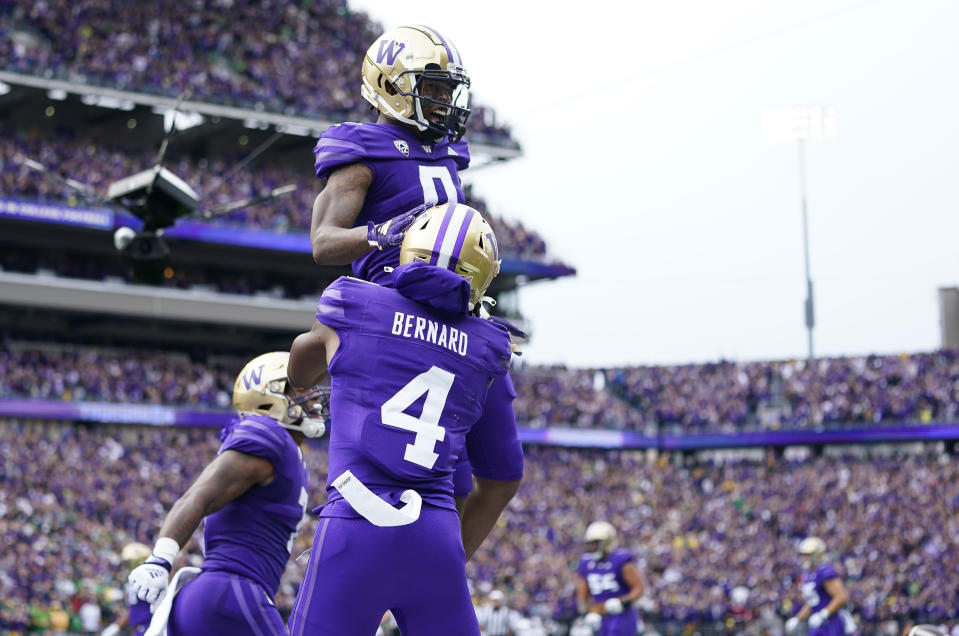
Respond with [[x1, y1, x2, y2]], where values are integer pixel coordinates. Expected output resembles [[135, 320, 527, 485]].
[[381, 366, 455, 469]]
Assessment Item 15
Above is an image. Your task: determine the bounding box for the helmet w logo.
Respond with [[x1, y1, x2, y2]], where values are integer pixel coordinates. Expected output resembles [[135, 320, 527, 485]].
[[376, 40, 406, 66], [242, 365, 264, 390]]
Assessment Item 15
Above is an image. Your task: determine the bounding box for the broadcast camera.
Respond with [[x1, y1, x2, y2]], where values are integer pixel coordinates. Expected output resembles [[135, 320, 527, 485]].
[[107, 167, 199, 284]]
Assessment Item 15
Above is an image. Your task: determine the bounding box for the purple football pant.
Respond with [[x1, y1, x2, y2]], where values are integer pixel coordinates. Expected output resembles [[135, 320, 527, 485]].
[[810, 616, 847, 636], [601, 608, 639, 636], [168, 570, 286, 636], [288, 505, 479, 636]]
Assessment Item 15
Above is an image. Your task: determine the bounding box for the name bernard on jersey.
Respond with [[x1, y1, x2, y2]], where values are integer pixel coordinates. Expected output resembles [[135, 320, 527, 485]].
[[391, 311, 468, 356]]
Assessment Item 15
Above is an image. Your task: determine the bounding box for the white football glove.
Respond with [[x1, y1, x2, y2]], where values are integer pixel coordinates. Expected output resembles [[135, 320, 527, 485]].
[[785, 616, 800, 633], [128, 556, 171, 604], [583, 612, 602, 629], [809, 609, 830, 629], [604, 597, 624, 615]]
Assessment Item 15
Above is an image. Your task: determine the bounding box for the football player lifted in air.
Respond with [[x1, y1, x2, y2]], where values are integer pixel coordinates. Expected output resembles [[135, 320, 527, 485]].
[[308, 24, 524, 555], [127, 352, 329, 635], [285, 205, 513, 635], [785, 537, 856, 635], [575, 521, 646, 636]]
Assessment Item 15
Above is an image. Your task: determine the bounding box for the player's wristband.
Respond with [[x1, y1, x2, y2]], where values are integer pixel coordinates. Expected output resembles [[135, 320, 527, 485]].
[[151, 537, 180, 567]]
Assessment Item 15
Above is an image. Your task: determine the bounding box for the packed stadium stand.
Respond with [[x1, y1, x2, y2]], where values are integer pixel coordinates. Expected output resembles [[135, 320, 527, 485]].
[[2, 1, 956, 634], [3, 339, 957, 432], [3, 418, 957, 633], [0, 0, 516, 145]]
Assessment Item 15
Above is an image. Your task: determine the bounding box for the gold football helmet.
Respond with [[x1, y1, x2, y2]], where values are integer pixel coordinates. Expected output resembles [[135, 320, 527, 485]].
[[399, 203, 500, 310], [361, 24, 470, 143], [584, 521, 617, 556], [120, 542, 151, 566], [233, 352, 329, 438], [799, 536, 827, 567]]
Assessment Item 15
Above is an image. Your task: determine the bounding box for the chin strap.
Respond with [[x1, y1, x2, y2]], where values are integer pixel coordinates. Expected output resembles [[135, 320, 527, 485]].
[[476, 296, 496, 318], [475, 297, 525, 356], [280, 418, 326, 439]]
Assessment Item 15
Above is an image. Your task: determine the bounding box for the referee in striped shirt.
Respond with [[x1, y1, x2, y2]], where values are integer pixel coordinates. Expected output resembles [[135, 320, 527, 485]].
[[480, 590, 521, 636]]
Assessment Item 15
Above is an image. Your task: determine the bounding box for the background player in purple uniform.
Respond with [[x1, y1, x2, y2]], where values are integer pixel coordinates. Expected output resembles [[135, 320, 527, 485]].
[[127, 352, 328, 635], [101, 543, 153, 636], [576, 521, 646, 636], [285, 204, 512, 635], [308, 24, 523, 558], [785, 537, 855, 635]]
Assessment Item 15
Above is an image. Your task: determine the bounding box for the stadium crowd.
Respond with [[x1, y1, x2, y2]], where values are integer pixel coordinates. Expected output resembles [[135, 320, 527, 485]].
[[509, 350, 959, 432], [0, 125, 550, 262], [0, 340, 237, 408], [2, 339, 958, 432], [0, 0, 516, 145], [0, 419, 325, 632], [602, 351, 959, 431], [1, 419, 955, 633], [477, 445, 959, 631]]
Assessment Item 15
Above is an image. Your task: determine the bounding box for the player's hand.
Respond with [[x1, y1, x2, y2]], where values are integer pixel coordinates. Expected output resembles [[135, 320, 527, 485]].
[[583, 612, 602, 629], [128, 555, 172, 604], [488, 316, 528, 340], [603, 597, 624, 615], [809, 609, 830, 629], [785, 617, 800, 633], [367, 203, 431, 250]]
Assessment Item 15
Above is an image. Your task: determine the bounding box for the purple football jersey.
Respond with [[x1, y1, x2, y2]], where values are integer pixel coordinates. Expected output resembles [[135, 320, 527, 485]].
[[802, 563, 839, 612], [314, 121, 470, 285], [314, 120, 523, 485], [577, 549, 640, 635], [314, 275, 511, 516], [802, 562, 847, 635], [200, 415, 309, 597], [578, 549, 635, 602]]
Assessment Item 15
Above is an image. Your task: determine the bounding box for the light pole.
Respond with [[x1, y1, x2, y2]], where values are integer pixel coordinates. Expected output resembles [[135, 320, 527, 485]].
[[762, 106, 838, 360]]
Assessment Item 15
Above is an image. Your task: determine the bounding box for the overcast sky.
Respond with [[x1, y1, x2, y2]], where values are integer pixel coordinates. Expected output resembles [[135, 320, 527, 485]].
[[347, 0, 959, 368]]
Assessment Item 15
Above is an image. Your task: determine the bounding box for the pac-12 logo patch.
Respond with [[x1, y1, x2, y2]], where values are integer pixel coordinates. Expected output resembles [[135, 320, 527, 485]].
[[393, 140, 410, 157]]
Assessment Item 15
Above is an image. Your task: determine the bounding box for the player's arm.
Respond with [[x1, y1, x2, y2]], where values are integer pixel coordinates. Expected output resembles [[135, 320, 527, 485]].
[[310, 163, 373, 265], [459, 476, 520, 561], [806, 577, 848, 626], [822, 577, 848, 612], [128, 450, 273, 602], [619, 562, 645, 603], [288, 319, 340, 388], [157, 450, 273, 546], [459, 375, 523, 558], [100, 608, 128, 636], [575, 575, 591, 615]]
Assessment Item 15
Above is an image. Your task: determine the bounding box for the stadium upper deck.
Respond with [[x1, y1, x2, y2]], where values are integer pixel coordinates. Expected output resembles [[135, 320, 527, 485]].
[[0, 0, 519, 150]]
